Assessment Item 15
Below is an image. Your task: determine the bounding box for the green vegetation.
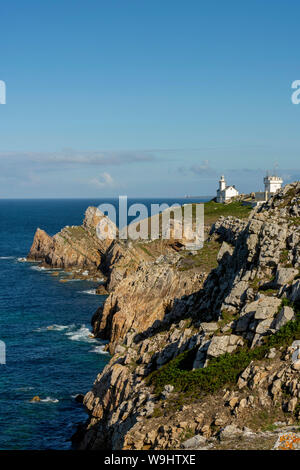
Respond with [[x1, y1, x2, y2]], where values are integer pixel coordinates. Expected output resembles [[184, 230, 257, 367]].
[[203, 200, 252, 225], [65, 226, 86, 240], [278, 187, 297, 208], [258, 287, 278, 296], [279, 249, 290, 265], [216, 310, 237, 331], [177, 239, 221, 272], [289, 217, 300, 227], [138, 244, 154, 258], [151, 407, 164, 418], [148, 300, 300, 405], [249, 277, 260, 291], [179, 427, 195, 442]]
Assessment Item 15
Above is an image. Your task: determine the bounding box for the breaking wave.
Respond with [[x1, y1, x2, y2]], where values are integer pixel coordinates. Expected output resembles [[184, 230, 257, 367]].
[[89, 345, 109, 355], [34, 324, 74, 333], [80, 289, 97, 295], [65, 325, 96, 343]]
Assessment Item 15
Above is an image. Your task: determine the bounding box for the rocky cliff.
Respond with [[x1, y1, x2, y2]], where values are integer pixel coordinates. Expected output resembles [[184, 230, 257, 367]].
[[28, 206, 116, 272], [73, 182, 300, 450]]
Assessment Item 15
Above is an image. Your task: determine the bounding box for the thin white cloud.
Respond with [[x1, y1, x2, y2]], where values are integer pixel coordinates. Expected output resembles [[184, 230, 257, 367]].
[[0, 150, 156, 166], [179, 160, 217, 178], [89, 172, 115, 187]]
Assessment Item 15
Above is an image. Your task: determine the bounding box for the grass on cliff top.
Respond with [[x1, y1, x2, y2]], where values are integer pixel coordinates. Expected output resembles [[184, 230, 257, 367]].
[[203, 200, 252, 225], [125, 201, 251, 243], [147, 299, 300, 403], [177, 239, 221, 272]]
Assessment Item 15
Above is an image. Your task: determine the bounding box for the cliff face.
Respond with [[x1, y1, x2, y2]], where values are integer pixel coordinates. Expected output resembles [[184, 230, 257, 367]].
[[93, 258, 206, 354], [75, 182, 300, 450]]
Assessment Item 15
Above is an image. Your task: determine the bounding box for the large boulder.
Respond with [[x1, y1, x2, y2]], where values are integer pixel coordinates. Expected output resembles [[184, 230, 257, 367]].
[[275, 267, 298, 287], [272, 306, 295, 330], [206, 334, 244, 361], [247, 296, 282, 321]]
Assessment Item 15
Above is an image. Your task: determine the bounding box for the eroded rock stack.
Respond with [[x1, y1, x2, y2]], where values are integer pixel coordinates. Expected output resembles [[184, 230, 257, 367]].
[[28, 207, 116, 270]]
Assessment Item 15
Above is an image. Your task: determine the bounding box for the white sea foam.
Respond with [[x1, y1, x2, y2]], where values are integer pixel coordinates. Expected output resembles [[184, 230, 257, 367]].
[[30, 265, 48, 271], [35, 323, 97, 343], [40, 397, 59, 403], [34, 324, 73, 333], [0, 256, 15, 259], [65, 325, 96, 343], [89, 345, 109, 355], [30, 396, 59, 403], [17, 257, 27, 262], [47, 324, 70, 331], [80, 289, 97, 295]]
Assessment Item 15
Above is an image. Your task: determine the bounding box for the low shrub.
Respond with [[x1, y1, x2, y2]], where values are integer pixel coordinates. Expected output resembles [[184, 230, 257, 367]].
[[148, 301, 300, 400]]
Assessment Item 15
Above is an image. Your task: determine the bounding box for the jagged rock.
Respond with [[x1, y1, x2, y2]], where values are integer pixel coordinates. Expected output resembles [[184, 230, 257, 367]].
[[228, 396, 239, 409], [206, 334, 244, 361], [275, 267, 298, 287], [211, 217, 247, 244], [27, 228, 53, 261], [223, 281, 249, 309], [255, 318, 274, 334], [217, 241, 233, 262], [182, 434, 207, 449], [28, 207, 116, 269], [291, 343, 300, 371], [95, 263, 204, 353], [30, 396, 41, 402], [161, 384, 174, 399], [200, 322, 219, 334], [235, 296, 282, 339], [214, 413, 228, 426], [287, 397, 298, 413], [75, 182, 300, 450], [74, 394, 84, 403], [273, 432, 300, 450], [267, 348, 277, 359], [272, 306, 295, 330], [219, 424, 243, 441], [251, 297, 282, 321], [96, 285, 109, 295], [289, 280, 300, 302]]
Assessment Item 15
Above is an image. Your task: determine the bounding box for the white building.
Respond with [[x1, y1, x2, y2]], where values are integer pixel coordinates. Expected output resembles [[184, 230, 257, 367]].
[[263, 175, 283, 194], [216, 175, 239, 203]]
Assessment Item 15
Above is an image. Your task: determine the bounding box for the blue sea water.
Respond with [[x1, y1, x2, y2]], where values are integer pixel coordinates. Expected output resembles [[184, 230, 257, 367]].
[[0, 197, 208, 450]]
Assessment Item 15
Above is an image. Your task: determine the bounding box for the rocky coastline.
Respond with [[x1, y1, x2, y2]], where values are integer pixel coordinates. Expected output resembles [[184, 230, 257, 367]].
[[28, 183, 300, 450]]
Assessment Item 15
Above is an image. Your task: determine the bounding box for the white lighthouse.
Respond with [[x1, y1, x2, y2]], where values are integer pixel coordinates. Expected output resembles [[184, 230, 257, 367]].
[[264, 175, 283, 195], [219, 175, 226, 191], [216, 175, 239, 203]]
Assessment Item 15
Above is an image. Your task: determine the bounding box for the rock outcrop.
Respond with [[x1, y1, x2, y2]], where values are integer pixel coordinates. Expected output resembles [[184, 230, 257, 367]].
[[28, 207, 116, 270], [74, 182, 300, 451], [92, 260, 206, 354]]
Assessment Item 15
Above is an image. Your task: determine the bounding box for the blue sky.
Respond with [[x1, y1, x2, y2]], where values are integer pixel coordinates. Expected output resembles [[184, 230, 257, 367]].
[[0, 0, 300, 198]]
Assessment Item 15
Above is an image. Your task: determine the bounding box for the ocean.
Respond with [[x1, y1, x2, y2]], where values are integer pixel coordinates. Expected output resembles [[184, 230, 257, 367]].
[[0, 197, 208, 450]]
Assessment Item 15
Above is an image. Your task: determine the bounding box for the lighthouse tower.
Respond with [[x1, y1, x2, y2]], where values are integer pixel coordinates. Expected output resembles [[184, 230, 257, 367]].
[[216, 175, 239, 203], [219, 175, 226, 191], [264, 174, 283, 196]]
